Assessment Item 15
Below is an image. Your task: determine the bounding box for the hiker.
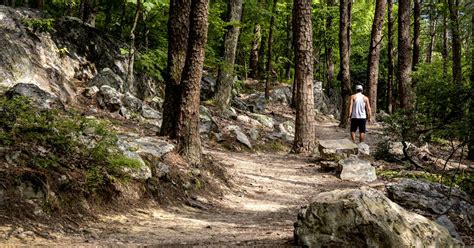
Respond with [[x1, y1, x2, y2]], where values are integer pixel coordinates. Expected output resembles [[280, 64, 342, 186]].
[[348, 85, 372, 143]]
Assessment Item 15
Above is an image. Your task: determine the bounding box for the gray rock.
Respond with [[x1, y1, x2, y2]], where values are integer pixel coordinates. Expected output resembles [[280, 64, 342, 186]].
[[358, 142, 370, 155], [141, 105, 161, 119], [212, 132, 225, 142], [5, 83, 59, 109], [269, 86, 292, 105], [338, 156, 377, 182], [201, 76, 216, 101], [377, 110, 390, 122], [250, 113, 274, 129], [231, 97, 250, 112], [133, 137, 175, 159], [386, 179, 474, 233], [318, 139, 358, 161], [237, 115, 262, 127], [320, 161, 338, 171], [248, 128, 259, 141], [116, 139, 151, 180], [199, 106, 218, 134], [83, 86, 99, 98], [119, 106, 131, 119], [294, 187, 462, 248], [279, 121, 295, 135], [97, 85, 122, 112], [123, 92, 143, 112], [436, 215, 462, 241], [234, 129, 252, 149], [89, 68, 124, 92], [155, 162, 170, 178]]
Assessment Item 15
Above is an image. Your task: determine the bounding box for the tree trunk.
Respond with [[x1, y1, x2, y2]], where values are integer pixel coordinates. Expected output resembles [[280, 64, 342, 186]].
[[258, 33, 266, 79], [214, 0, 243, 108], [285, 10, 293, 81], [447, 0, 462, 85], [292, 0, 316, 153], [339, 0, 351, 127], [426, 0, 436, 63], [325, 0, 335, 94], [160, 0, 191, 137], [387, 0, 394, 113], [367, 0, 386, 120], [397, 0, 413, 110], [37, 0, 44, 9], [469, 14, 474, 160], [265, 0, 278, 100], [81, 0, 97, 26], [442, 11, 448, 79], [126, 0, 141, 94], [176, 0, 209, 164], [413, 0, 421, 69], [249, 24, 261, 79]]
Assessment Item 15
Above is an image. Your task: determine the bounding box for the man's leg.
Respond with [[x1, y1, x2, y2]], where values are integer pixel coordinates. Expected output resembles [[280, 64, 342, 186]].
[[350, 119, 357, 142], [359, 118, 367, 143], [351, 132, 356, 142]]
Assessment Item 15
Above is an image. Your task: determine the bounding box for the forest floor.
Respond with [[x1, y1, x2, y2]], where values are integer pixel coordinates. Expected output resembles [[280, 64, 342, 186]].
[[1, 120, 386, 247]]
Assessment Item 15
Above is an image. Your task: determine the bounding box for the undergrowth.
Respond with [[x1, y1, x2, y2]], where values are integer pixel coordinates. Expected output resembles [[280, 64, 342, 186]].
[[0, 96, 142, 195]]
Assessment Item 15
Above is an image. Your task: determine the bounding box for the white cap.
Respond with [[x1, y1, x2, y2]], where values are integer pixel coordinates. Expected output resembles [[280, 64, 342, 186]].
[[356, 85, 363, 90]]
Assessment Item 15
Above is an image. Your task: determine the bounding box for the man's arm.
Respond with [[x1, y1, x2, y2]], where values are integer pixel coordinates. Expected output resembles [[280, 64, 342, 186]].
[[348, 95, 353, 118], [365, 96, 372, 122]]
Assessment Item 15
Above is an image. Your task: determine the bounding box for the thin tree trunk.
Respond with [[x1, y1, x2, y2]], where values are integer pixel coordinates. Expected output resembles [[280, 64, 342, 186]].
[[413, 0, 421, 69], [387, 0, 394, 113], [426, 0, 436, 63], [285, 8, 293, 81], [367, 0, 386, 120], [292, 0, 316, 153], [265, 0, 278, 99], [126, 0, 141, 94], [258, 33, 266, 79], [325, 0, 335, 94], [214, 0, 243, 108], [339, 0, 351, 127], [442, 11, 448, 79], [469, 14, 474, 160], [176, 0, 209, 164], [249, 24, 261, 79], [160, 0, 191, 137], [398, 0, 414, 110], [447, 0, 462, 85]]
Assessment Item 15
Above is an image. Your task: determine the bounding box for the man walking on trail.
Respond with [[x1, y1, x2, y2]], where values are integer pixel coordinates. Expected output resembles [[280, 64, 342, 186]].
[[348, 85, 372, 143]]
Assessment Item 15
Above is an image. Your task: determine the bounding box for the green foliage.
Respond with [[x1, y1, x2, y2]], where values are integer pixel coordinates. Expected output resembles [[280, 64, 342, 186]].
[[135, 48, 167, 81], [22, 18, 55, 33], [0, 97, 143, 192]]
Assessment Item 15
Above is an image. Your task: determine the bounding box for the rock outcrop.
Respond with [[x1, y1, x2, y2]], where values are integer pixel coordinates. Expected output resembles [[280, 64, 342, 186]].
[[294, 187, 462, 247], [5, 83, 59, 109]]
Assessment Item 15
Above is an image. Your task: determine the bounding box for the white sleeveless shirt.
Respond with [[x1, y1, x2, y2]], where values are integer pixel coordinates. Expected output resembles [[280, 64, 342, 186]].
[[351, 93, 366, 119]]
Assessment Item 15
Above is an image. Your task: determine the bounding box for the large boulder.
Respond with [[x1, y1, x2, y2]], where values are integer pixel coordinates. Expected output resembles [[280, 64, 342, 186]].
[[338, 156, 377, 182], [97, 85, 122, 112], [5, 83, 59, 109], [200, 76, 216, 101], [116, 139, 152, 180], [387, 179, 474, 236], [122, 92, 143, 112], [294, 187, 462, 247], [269, 86, 292, 105], [249, 113, 275, 129], [318, 139, 358, 161], [88, 68, 124, 92], [199, 106, 218, 134]]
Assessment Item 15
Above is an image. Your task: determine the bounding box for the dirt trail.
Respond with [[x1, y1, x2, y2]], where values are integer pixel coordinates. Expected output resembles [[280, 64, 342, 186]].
[[1, 143, 369, 246]]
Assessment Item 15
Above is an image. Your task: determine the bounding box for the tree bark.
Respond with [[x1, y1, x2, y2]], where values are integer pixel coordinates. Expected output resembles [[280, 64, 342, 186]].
[[367, 0, 386, 120], [339, 0, 351, 127], [397, 0, 414, 110], [249, 24, 261, 79], [447, 0, 462, 85], [426, 0, 436, 63], [265, 0, 278, 100], [292, 0, 316, 153], [126, 0, 141, 94], [258, 33, 267, 79], [214, 0, 243, 108], [160, 0, 191, 137], [81, 0, 97, 26], [176, 0, 209, 164], [442, 11, 448, 79], [469, 14, 474, 160], [413, 0, 421, 69], [387, 0, 394, 113], [285, 9, 293, 81], [325, 0, 335, 94]]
